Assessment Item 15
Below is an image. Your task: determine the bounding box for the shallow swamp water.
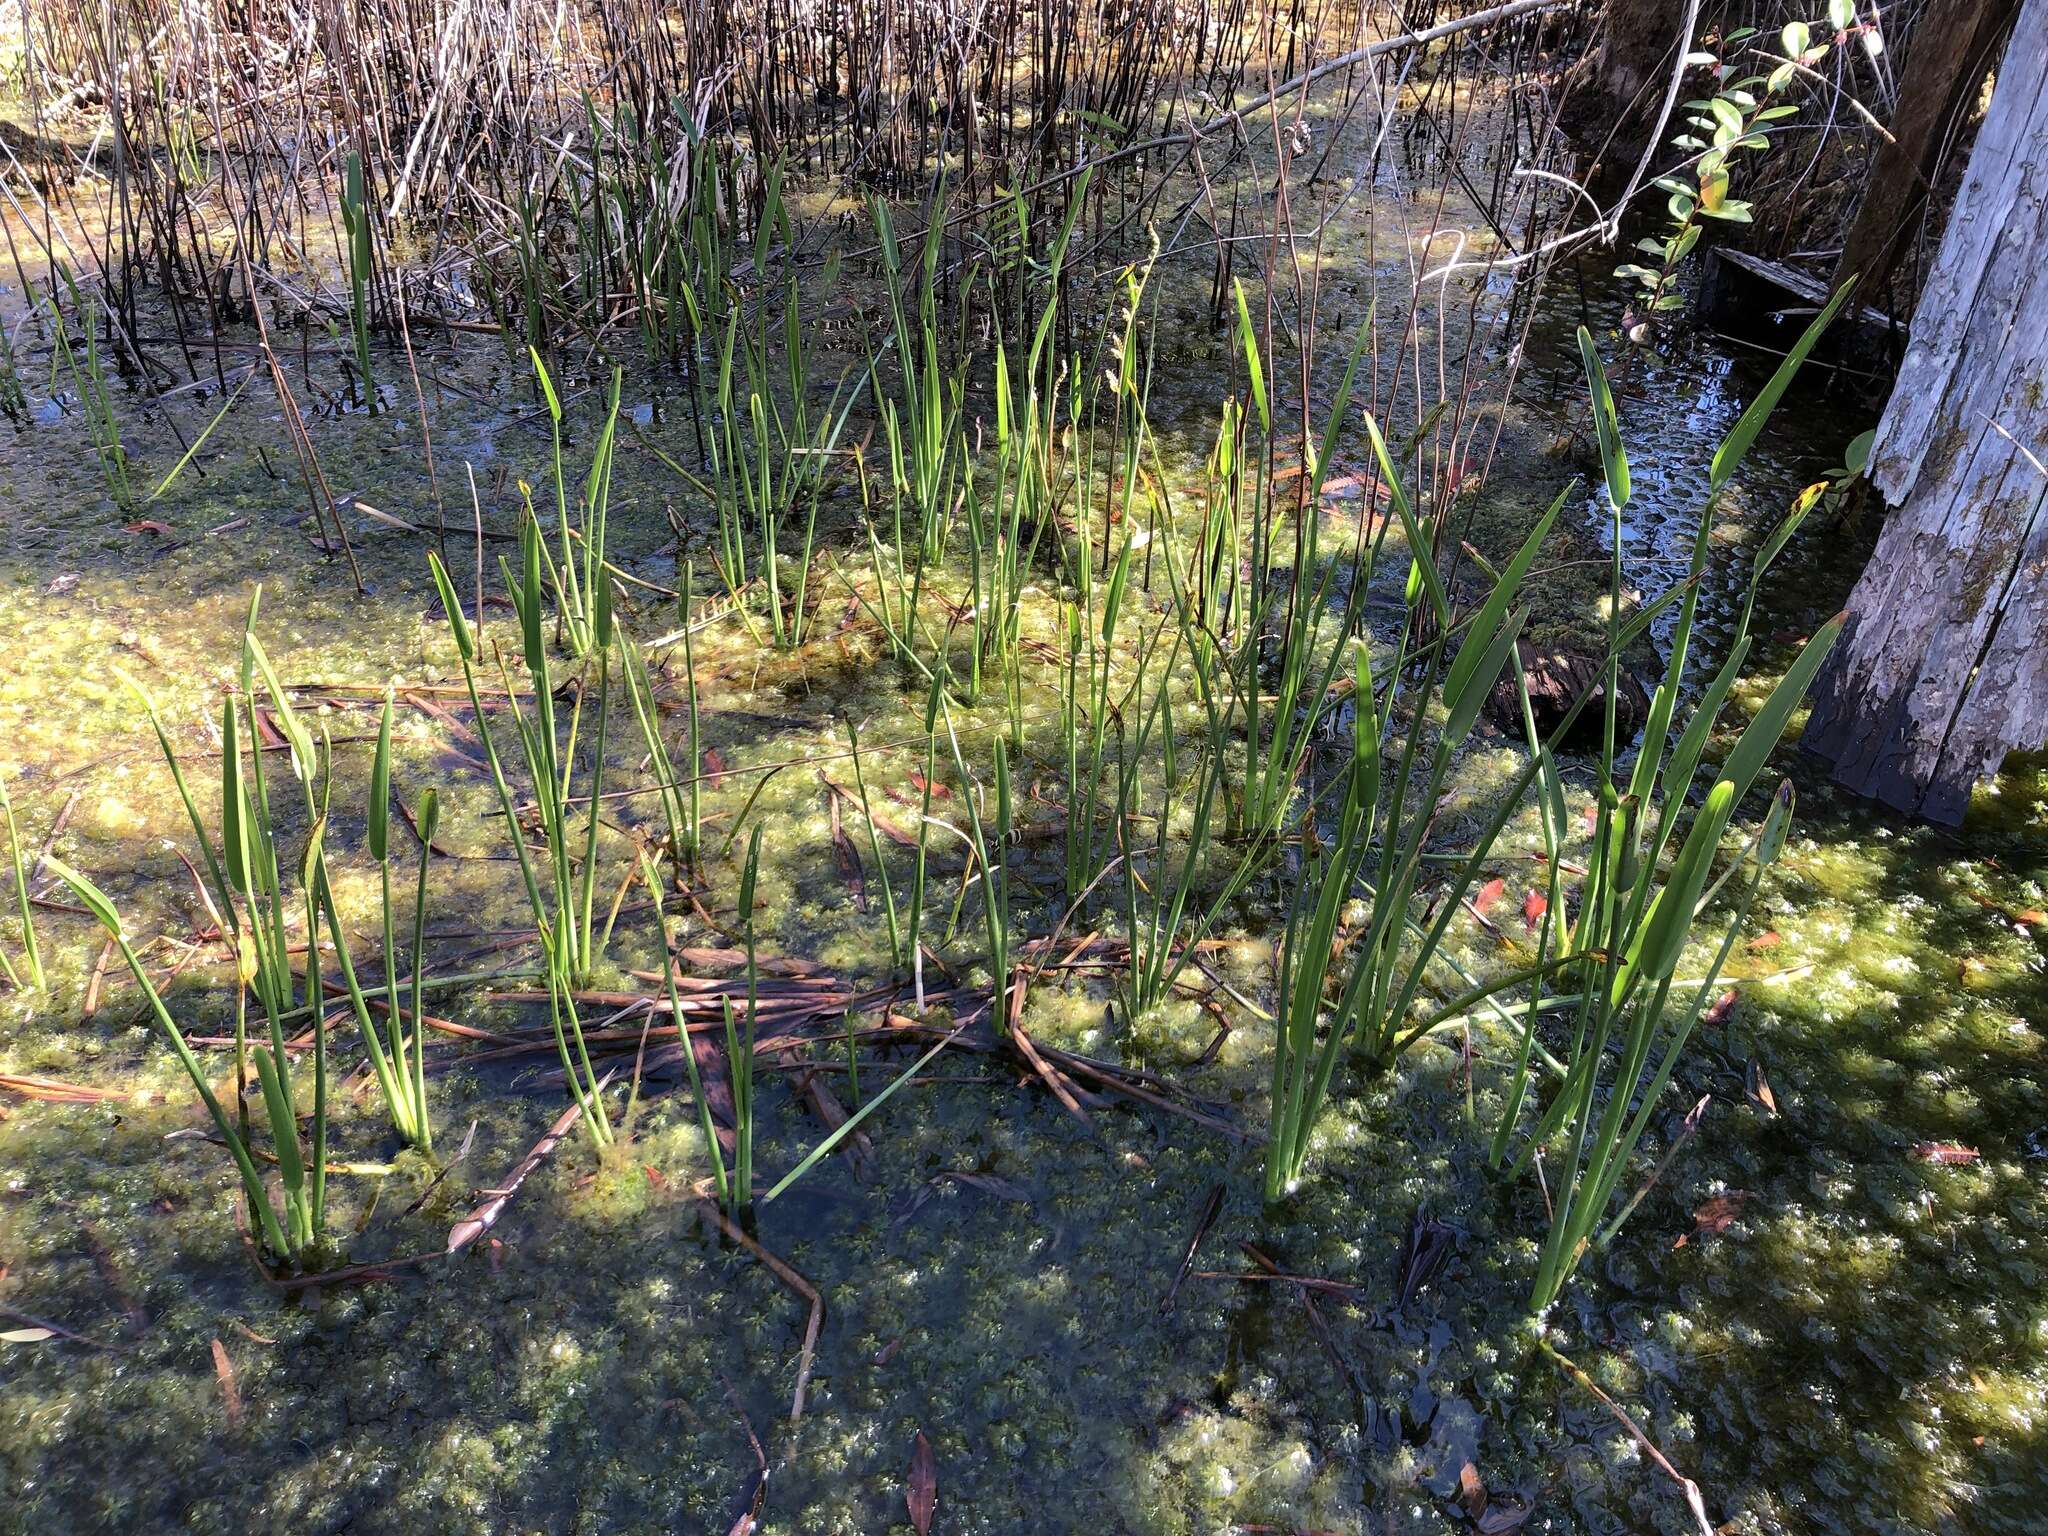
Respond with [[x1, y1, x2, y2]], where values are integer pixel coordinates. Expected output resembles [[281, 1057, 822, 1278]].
[[0, 153, 2044, 1536]]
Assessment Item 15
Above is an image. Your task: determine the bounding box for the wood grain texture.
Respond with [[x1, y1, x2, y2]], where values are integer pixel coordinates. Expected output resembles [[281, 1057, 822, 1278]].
[[1806, 0, 2048, 820]]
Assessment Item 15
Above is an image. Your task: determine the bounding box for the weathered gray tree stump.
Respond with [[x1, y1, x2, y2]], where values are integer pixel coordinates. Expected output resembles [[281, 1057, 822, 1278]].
[[1804, 0, 2048, 822]]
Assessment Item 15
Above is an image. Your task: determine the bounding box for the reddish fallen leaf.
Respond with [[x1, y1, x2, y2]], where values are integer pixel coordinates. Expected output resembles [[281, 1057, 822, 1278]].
[[907, 1431, 937, 1535], [210, 1337, 243, 1427], [1911, 1142, 1981, 1165], [1701, 988, 1739, 1028], [1745, 930, 1782, 951], [909, 770, 951, 800], [124, 520, 174, 537], [644, 1164, 668, 1190], [1458, 1459, 1487, 1520], [871, 1335, 903, 1366], [703, 748, 728, 780], [1675, 1191, 1752, 1249], [1581, 802, 1599, 835], [1521, 889, 1548, 930], [1473, 877, 1506, 915]]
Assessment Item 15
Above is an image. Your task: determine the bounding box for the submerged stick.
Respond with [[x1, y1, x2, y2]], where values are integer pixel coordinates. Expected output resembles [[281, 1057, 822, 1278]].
[[1544, 1341, 1715, 1536], [696, 1198, 823, 1430], [448, 1075, 616, 1256]]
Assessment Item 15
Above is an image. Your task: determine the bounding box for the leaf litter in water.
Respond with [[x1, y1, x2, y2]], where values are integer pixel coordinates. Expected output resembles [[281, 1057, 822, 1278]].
[[1456, 1459, 1533, 1532], [1675, 1191, 1753, 1249], [1744, 1057, 1779, 1118], [906, 1431, 937, 1535]]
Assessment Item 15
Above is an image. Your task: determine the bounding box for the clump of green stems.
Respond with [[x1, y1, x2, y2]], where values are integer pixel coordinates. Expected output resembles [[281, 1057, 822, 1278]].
[[536, 99, 733, 365], [428, 523, 617, 1147], [939, 704, 1014, 1022], [1265, 455, 1554, 1201], [1267, 291, 1852, 1235], [834, 195, 973, 679], [129, 635, 331, 1258], [619, 563, 705, 879], [1226, 281, 1383, 843], [870, 196, 966, 573], [525, 354, 621, 660], [47, 857, 309, 1264], [0, 772, 45, 990], [669, 163, 860, 650], [845, 716, 907, 973], [47, 268, 133, 511], [0, 321, 29, 423], [1114, 513, 1275, 1018], [1061, 515, 1139, 907], [104, 600, 438, 1261], [725, 825, 765, 1211], [339, 149, 375, 397], [963, 189, 1085, 716], [367, 690, 435, 1153], [640, 845, 730, 1209], [1500, 308, 1848, 1311]]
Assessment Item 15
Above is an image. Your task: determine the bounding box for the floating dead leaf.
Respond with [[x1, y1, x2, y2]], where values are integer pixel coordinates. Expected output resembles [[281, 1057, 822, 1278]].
[[1675, 1191, 1752, 1249], [1473, 877, 1505, 915], [1911, 1142, 1981, 1165], [1458, 1460, 1487, 1520], [1745, 929, 1782, 951], [1, 1327, 55, 1343], [211, 1337, 243, 1427], [702, 747, 728, 780], [906, 1431, 937, 1535], [1744, 1057, 1779, 1118], [1521, 889, 1548, 930], [124, 519, 176, 537], [1701, 989, 1738, 1029], [909, 770, 951, 800]]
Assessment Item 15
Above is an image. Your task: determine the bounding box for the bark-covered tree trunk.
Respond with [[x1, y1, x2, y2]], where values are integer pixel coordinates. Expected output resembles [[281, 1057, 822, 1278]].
[[1803, 0, 2048, 823], [1564, 0, 1694, 156], [1830, 0, 2019, 304]]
